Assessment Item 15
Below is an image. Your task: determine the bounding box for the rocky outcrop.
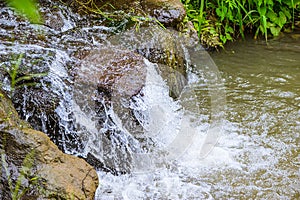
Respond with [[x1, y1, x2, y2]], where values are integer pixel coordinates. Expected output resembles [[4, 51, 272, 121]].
[[0, 91, 98, 199], [64, 0, 186, 27], [0, 0, 194, 177]]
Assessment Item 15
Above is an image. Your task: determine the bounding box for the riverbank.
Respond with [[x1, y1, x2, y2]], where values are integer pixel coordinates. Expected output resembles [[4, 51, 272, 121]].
[[181, 0, 300, 49]]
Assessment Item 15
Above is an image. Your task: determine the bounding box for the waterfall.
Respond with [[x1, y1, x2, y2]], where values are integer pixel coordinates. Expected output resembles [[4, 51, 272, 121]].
[[0, 2, 230, 198]]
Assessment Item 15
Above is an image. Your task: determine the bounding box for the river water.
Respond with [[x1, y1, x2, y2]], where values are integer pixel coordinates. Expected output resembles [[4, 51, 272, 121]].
[[208, 35, 300, 199], [95, 34, 300, 199]]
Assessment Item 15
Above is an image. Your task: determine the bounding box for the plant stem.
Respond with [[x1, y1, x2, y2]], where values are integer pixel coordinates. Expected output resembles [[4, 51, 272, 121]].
[[198, 0, 205, 37]]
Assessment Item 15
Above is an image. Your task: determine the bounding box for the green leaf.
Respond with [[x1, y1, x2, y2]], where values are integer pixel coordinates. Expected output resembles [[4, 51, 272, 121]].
[[5, 0, 41, 23], [266, 10, 277, 21], [216, 7, 227, 21], [30, 176, 39, 182], [15, 72, 48, 84], [256, 0, 263, 7], [260, 15, 268, 41], [258, 6, 267, 16], [278, 11, 287, 27], [216, 7, 222, 17], [270, 26, 281, 36], [225, 33, 233, 41], [220, 34, 227, 44], [280, 7, 292, 19], [266, 0, 274, 6], [225, 24, 234, 33], [227, 9, 234, 21]]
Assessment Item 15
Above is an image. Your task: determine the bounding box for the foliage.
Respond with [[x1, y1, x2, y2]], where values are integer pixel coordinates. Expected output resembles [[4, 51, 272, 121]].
[[181, 0, 300, 48], [66, 0, 166, 31], [1, 143, 41, 200], [4, 0, 41, 23]]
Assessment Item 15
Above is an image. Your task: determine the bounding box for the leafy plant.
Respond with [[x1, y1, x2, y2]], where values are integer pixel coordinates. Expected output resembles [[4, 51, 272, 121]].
[[0, 54, 48, 97], [1, 150, 39, 200], [65, 0, 114, 19], [4, 0, 41, 23], [129, 15, 166, 31], [0, 136, 43, 200], [181, 0, 299, 48]]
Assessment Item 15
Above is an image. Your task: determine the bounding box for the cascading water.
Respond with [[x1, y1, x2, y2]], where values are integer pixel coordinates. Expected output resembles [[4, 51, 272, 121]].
[[87, 29, 229, 198], [0, 0, 229, 197]]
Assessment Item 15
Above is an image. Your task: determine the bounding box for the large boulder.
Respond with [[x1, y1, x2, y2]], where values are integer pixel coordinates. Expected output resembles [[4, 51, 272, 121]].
[[0, 91, 98, 199], [78, 47, 147, 99]]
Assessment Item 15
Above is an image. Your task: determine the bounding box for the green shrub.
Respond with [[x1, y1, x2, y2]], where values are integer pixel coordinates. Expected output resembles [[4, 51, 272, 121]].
[[181, 0, 300, 48]]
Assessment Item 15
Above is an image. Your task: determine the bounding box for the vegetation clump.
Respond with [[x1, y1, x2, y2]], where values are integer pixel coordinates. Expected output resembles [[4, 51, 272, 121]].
[[1, 149, 41, 200], [181, 0, 300, 48]]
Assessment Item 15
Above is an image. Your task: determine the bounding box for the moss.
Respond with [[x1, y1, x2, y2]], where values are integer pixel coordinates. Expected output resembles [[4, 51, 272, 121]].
[[0, 90, 22, 128]]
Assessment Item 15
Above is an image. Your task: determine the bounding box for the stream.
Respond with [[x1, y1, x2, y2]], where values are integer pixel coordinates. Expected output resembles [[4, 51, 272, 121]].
[[0, 1, 299, 199], [94, 35, 300, 199]]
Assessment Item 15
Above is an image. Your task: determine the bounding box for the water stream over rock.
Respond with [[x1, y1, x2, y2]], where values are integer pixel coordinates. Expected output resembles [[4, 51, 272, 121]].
[[1, 0, 298, 199]]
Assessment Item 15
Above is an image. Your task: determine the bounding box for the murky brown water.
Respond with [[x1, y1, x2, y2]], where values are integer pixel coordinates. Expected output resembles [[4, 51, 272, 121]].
[[207, 33, 300, 199]]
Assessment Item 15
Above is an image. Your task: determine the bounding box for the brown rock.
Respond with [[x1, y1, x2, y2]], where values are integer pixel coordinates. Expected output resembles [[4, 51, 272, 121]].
[[73, 47, 147, 174], [0, 91, 98, 199], [109, 25, 190, 98], [77, 47, 147, 98]]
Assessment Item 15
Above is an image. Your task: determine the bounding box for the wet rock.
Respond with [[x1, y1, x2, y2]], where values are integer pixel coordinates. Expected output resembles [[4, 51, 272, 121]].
[[142, 0, 186, 27], [42, 2, 67, 32], [12, 88, 60, 141], [12, 86, 84, 154], [109, 25, 190, 98], [0, 90, 98, 199], [0, 49, 83, 154], [79, 47, 147, 98], [157, 63, 188, 98], [74, 47, 147, 174]]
